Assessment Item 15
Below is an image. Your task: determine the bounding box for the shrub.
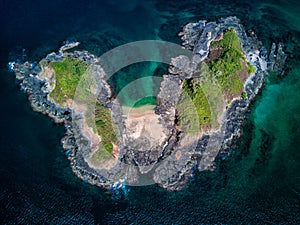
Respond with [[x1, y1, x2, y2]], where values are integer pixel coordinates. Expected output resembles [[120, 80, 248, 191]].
[[207, 28, 246, 95], [49, 57, 89, 105]]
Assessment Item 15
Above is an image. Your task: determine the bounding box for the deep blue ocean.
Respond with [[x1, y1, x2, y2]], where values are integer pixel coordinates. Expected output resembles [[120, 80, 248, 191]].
[[0, 0, 300, 224]]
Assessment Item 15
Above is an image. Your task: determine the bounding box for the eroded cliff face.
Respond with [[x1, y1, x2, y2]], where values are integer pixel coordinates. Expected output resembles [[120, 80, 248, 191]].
[[11, 16, 286, 191]]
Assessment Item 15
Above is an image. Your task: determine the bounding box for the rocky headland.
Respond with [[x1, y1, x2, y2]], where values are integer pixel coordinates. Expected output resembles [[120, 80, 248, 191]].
[[10, 17, 286, 191]]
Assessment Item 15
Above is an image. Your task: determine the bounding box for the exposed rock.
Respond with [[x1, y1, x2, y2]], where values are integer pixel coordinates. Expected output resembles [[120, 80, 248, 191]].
[[10, 16, 286, 191]]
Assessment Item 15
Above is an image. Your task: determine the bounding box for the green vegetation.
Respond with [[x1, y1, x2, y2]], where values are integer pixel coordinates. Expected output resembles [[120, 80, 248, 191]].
[[177, 79, 211, 133], [49, 57, 118, 162], [49, 57, 89, 104], [90, 102, 119, 164], [241, 91, 247, 99], [75, 71, 95, 102], [207, 28, 250, 95], [247, 63, 256, 74], [94, 102, 118, 153], [176, 28, 256, 134], [90, 145, 112, 164]]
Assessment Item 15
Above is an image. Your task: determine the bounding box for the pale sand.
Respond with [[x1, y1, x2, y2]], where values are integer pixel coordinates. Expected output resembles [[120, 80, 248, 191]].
[[37, 64, 56, 93], [88, 142, 119, 170], [39, 63, 72, 108], [71, 102, 101, 155], [71, 102, 118, 170], [123, 105, 166, 145], [68, 103, 167, 169], [88, 104, 166, 169], [40, 62, 118, 169]]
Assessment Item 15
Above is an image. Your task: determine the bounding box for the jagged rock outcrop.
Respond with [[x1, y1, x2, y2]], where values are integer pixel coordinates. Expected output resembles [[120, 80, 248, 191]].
[[10, 17, 286, 191]]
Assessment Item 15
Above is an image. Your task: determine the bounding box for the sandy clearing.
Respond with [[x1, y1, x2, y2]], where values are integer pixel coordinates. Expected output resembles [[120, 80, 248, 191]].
[[123, 105, 166, 146]]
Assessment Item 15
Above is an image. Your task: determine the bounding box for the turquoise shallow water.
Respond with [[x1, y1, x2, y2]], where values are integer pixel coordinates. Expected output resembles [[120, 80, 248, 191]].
[[109, 62, 168, 107], [0, 0, 299, 224]]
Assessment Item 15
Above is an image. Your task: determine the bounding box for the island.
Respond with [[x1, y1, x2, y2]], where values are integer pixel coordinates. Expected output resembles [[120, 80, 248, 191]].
[[10, 17, 286, 191]]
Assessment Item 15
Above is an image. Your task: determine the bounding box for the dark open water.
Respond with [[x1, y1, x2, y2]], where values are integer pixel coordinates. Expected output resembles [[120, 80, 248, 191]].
[[0, 0, 299, 224]]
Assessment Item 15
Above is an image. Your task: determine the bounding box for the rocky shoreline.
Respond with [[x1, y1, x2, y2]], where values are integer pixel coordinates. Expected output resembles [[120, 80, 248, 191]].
[[10, 17, 286, 191]]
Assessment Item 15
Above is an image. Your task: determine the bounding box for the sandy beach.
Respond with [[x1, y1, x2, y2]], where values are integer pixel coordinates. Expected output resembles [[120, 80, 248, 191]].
[[123, 105, 166, 147]]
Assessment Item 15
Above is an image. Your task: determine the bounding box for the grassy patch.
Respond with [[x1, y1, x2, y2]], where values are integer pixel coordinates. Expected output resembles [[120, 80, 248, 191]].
[[89, 102, 119, 165], [49, 57, 89, 105], [94, 102, 118, 154], [241, 91, 247, 99], [207, 28, 251, 95], [177, 28, 255, 133], [89, 145, 112, 165], [177, 79, 211, 133], [247, 63, 256, 74]]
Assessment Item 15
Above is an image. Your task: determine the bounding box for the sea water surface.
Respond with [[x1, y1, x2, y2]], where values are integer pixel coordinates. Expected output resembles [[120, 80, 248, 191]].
[[0, 0, 299, 224]]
